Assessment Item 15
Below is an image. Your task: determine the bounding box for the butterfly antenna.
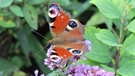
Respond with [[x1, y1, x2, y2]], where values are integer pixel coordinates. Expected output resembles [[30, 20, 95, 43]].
[[31, 29, 50, 55], [35, 44, 49, 55], [32, 29, 49, 41]]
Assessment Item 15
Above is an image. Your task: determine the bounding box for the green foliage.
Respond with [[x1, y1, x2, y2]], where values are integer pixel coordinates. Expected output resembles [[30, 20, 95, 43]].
[[95, 29, 121, 46], [127, 19, 135, 33], [0, 0, 13, 8], [85, 27, 112, 63], [0, 17, 16, 28], [0, 58, 18, 76], [22, 3, 38, 30], [1, 0, 135, 76], [86, 12, 106, 26], [9, 5, 24, 17], [47, 69, 65, 76], [84, 0, 135, 76], [91, 0, 121, 18]]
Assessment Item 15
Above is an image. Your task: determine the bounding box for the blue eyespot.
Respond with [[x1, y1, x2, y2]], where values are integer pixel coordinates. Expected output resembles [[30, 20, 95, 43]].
[[69, 21, 77, 28]]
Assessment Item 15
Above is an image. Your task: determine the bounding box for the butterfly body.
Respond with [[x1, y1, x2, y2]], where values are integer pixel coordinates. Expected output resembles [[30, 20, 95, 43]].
[[47, 2, 89, 65]]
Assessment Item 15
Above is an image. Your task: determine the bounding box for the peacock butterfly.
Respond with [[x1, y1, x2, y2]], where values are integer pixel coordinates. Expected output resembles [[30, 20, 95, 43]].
[[45, 2, 90, 68]]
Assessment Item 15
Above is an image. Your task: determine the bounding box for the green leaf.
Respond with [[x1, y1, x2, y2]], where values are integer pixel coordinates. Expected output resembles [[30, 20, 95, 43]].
[[47, 69, 65, 76], [0, 58, 17, 76], [100, 64, 115, 72], [113, 0, 135, 19], [95, 29, 121, 46], [26, 0, 47, 5], [84, 27, 112, 63], [0, 0, 13, 8], [28, 32, 51, 74], [17, 27, 51, 74], [90, 0, 121, 18], [73, 0, 91, 18], [118, 55, 135, 76], [86, 12, 106, 26], [13, 0, 23, 3], [113, 19, 122, 30], [17, 27, 31, 66], [13, 71, 26, 76], [126, 45, 135, 56], [120, 34, 135, 56], [0, 10, 10, 16], [126, 0, 135, 8], [9, 5, 23, 17], [79, 58, 99, 66], [105, 17, 113, 30], [112, 0, 125, 18], [118, 34, 135, 76], [22, 3, 38, 30], [49, 0, 70, 6], [0, 17, 16, 28], [127, 9, 135, 19], [11, 56, 23, 68], [127, 19, 135, 33]]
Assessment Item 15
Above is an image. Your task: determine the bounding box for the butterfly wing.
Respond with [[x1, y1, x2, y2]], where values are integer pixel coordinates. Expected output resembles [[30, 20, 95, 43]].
[[48, 3, 85, 38], [50, 40, 89, 65], [48, 3, 70, 37]]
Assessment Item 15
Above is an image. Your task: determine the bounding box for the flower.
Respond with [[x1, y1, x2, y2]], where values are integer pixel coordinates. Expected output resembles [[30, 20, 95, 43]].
[[46, 45, 53, 57], [34, 70, 45, 76], [64, 64, 114, 76], [85, 40, 91, 52], [44, 58, 55, 70]]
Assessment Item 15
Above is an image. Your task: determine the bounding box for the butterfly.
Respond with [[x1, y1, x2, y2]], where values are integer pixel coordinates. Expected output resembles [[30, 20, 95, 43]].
[[47, 2, 90, 66]]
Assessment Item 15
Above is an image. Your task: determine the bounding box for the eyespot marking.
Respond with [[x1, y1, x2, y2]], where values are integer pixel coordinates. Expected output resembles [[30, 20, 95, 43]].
[[51, 52, 58, 55], [69, 21, 77, 28], [65, 20, 77, 31], [48, 4, 59, 18], [67, 48, 82, 55], [49, 17, 56, 23], [50, 55, 62, 64], [51, 26, 56, 28]]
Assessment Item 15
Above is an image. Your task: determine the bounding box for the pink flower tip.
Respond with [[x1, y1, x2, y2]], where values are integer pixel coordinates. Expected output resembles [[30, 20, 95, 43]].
[[85, 40, 91, 52], [34, 70, 38, 76], [34, 69, 45, 76]]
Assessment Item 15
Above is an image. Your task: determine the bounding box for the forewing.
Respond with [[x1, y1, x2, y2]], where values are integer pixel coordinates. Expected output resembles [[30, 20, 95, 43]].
[[48, 3, 70, 37], [48, 3, 85, 39]]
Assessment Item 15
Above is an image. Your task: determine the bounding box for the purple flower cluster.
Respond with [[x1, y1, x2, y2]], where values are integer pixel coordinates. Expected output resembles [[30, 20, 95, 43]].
[[64, 64, 114, 76]]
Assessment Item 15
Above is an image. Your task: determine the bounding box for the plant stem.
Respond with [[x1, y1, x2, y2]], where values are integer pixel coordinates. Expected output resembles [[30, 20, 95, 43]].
[[115, 4, 130, 75]]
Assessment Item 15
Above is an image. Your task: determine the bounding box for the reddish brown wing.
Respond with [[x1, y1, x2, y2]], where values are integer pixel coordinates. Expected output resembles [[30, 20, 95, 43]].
[[49, 40, 88, 65], [49, 46, 73, 65], [48, 3, 70, 37]]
